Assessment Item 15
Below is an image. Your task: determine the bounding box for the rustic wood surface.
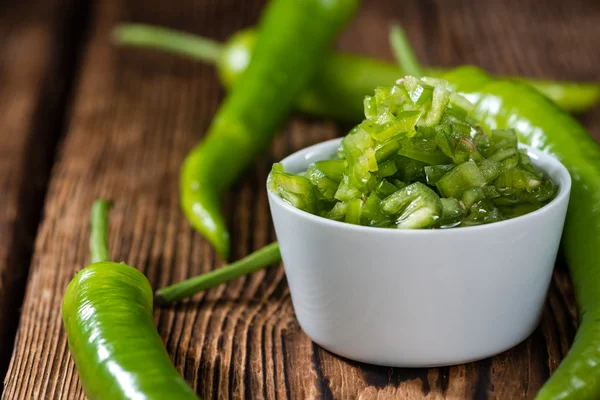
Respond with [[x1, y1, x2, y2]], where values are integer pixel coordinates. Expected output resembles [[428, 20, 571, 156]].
[[1, 0, 599, 399], [0, 0, 89, 383]]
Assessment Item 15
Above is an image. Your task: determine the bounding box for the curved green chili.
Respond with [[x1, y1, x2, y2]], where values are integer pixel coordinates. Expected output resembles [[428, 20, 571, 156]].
[[390, 25, 600, 400], [179, 0, 358, 258], [62, 200, 199, 399], [113, 23, 600, 116]]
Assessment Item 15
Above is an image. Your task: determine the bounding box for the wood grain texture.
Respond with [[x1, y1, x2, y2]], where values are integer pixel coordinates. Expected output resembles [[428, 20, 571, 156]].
[[0, 0, 90, 388], [2, 0, 600, 399]]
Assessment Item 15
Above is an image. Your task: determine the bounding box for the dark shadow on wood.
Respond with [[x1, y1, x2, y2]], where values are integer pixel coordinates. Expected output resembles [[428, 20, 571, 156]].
[[0, 0, 94, 388]]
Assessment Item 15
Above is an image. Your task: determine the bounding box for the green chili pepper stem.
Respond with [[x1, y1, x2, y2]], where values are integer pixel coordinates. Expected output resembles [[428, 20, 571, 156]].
[[155, 242, 282, 304], [90, 199, 111, 264], [389, 24, 423, 77], [112, 23, 222, 63], [112, 23, 600, 115]]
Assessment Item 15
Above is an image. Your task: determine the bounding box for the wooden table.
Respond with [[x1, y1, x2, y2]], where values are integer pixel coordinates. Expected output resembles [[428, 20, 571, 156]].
[[0, 0, 598, 398]]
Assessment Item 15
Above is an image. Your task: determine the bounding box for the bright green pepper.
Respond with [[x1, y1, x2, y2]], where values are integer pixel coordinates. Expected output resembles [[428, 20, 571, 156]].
[[178, 0, 358, 257], [113, 24, 600, 116], [62, 200, 199, 399]]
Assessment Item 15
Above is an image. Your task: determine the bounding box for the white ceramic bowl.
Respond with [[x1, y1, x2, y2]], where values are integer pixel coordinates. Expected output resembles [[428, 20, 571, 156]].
[[267, 138, 571, 367]]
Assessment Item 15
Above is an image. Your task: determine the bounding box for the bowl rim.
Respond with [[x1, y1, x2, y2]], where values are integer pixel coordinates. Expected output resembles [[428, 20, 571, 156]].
[[267, 137, 572, 235]]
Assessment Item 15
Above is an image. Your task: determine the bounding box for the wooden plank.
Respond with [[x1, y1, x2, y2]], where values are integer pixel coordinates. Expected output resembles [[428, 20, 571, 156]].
[[3, 0, 599, 399], [0, 0, 90, 387]]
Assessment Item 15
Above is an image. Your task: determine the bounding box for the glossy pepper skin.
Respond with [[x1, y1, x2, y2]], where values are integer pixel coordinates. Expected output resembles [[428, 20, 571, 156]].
[[443, 66, 600, 400], [180, 0, 358, 258], [113, 25, 600, 118], [62, 200, 198, 400]]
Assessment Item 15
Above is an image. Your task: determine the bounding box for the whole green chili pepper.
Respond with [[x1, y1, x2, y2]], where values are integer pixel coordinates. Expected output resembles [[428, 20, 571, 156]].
[[112, 24, 600, 117], [179, 0, 358, 258], [390, 25, 600, 400], [62, 200, 199, 400]]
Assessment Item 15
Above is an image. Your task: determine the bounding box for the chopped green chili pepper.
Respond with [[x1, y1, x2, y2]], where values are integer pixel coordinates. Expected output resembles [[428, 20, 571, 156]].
[[269, 76, 557, 229], [439, 197, 465, 227], [436, 160, 487, 199], [345, 198, 363, 225]]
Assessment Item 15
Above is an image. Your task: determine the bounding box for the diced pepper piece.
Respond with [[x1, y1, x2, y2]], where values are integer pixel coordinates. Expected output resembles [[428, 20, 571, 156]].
[[317, 200, 336, 216], [361, 193, 392, 227], [375, 179, 399, 198], [342, 126, 373, 157], [501, 154, 520, 169], [517, 150, 537, 174], [434, 128, 481, 164], [434, 129, 455, 160], [314, 159, 346, 182], [489, 147, 518, 162], [376, 159, 398, 178], [375, 138, 402, 162], [369, 110, 421, 142], [462, 200, 504, 226], [436, 160, 487, 198], [495, 179, 557, 205], [269, 169, 318, 214], [334, 175, 362, 201], [491, 129, 518, 149], [453, 137, 482, 163], [345, 198, 362, 225], [394, 110, 423, 131], [392, 179, 408, 190], [494, 167, 543, 191], [477, 158, 503, 183], [305, 164, 339, 201], [423, 85, 451, 126], [440, 197, 466, 227], [395, 156, 426, 182], [403, 76, 433, 105], [424, 164, 455, 185], [461, 187, 485, 209], [364, 95, 378, 120], [448, 92, 474, 119], [271, 163, 285, 173], [398, 147, 451, 165], [482, 129, 519, 158], [482, 185, 501, 199], [336, 144, 346, 160], [381, 182, 442, 229], [472, 128, 492, 154], [328, 201, 348, 221], [348, 148, 378, 191]]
